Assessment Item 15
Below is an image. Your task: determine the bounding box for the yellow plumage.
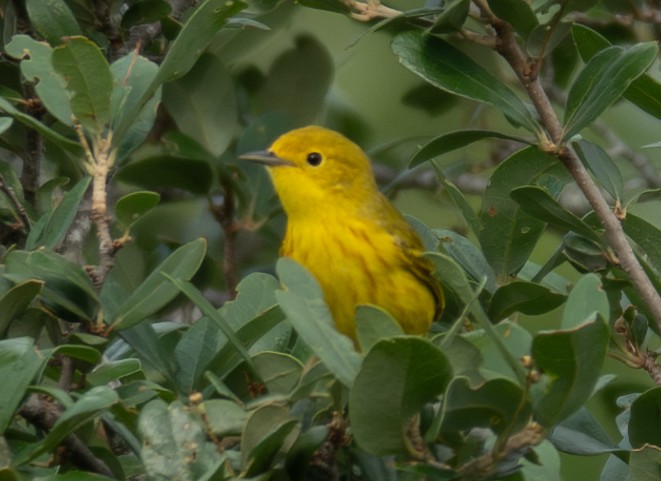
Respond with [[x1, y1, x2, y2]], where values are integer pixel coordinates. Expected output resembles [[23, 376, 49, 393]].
[[241, 126, 443, 340]]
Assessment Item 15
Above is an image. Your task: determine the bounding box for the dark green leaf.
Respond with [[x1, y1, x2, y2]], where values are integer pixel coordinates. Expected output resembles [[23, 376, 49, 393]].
[[0, 280, 43, 338], [409, 129, 529, 167], [532, 319, 609, 427], [52, 37, 113, 133], [622, 213, 661, 277], [256, 36, 333, 127], [0, 337, 44, 432], [25, 0, 81, 45], [563, 42, 658, 140], [116, 156, 214, 194], [441, 376, 531, 435], [174, 318, 221, 394], [488, 0, 538, 38], [275, 258, 361, 388], [109, 238, 207, 331], [510, 185, 603, 244], [6, 250, 99, 322], [629, 386, 661, 448], [479, 146, 564, 277], [573, 140, 624, 202], [115, 191, 160, 229], [349, 337, 452, 455], [87, 359, 142, 386], [430, 165, 482, 237], [163, 53, 237, 157], [117, 322, 178, 384], [115, 0, 246, 140], [392, 31, 538, 132], [429, 0, 469, 34], [572, 24, 661, 120], [241, 405, 298, 476], [285, 425, 329, 480], [489, 280, 565, 321], [109, 54, 161, 161], [120, 1, 172, 29], [18, 386, 119, 464], [25, 176, 91, 250]]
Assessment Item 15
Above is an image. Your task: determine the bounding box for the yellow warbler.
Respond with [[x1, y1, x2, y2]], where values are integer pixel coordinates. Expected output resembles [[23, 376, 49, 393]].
[[241, 126, 443, 340]]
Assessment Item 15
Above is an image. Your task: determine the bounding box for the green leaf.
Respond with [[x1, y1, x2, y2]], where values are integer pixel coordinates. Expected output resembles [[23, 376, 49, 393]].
[[629, 386, 661, 448], [285, 425, 329, 480], [25, 0, 81, 45], [256, 35, 333, 127], [563, 42, 658, 140], [510, 185, 603, 244], [253, 352, 302, 395], [466, 320, 531, 381], [117, 322, 178, 384], [429, 164, 482, 237], [532, 318, 609, 428], [629, 446, 661, 480], [409, 129, 529, 167], [479, 146, 565, 277], [355, 305, 403, 353], [275, 258, 361, 388], [16, 386, 119, 464], [114, 0, 247, 140], [109, 238, 207, 331], [167, 276, 261, 381], [120, 0, 172, 29], [349, 337, 452, 455], [0, 337, 44, 432], [429, 0, 470, 34], [573, 140, 624, 203], [0, 118, 13, 135], [435, 229, 497, 293], [139, 399, 222, 480], [116, 155, 214, 194], [488, 0, 538, 38], [4, 35, 74, 127], [0, 280, 43, 338], [241, 405, 298, 476], [115, 191, 160, 229], [572, 24, 661, 120], [526, 21, 571, 59], [109, 53, 161, 161], [392, 30, 539, 132], [52, 37, 113, 133], [550, 407, 621, 455], [441, 376, 531, 436], [87, 359, 142, 386], [204, 399, 247, 436], [163, 53, 237, 157], [174, 318, 221, 394], [6, 250, 99, 322], [488, 280, 566, 321], [25, 176, 91, 250], [622, 214, 661, 277], [562, 274, 609, 329]]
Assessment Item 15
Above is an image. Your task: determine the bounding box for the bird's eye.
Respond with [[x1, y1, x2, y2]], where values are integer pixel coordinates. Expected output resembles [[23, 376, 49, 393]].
[[306, 152, 323, 167]]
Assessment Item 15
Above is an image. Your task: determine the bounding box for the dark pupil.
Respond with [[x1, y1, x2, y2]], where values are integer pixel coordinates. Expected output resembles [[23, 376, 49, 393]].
[[306, 152, 322, 166]]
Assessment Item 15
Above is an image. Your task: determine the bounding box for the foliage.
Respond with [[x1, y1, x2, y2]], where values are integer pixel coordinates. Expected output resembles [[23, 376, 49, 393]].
[[0, 0, 660, 480]]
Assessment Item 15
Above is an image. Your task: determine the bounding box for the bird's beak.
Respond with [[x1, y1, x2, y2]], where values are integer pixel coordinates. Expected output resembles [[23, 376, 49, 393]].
[[239, 150, 294, 167]]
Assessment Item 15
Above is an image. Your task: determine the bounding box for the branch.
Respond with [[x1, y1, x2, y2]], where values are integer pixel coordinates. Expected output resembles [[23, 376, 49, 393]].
[[210, 178, 239, 299], [0, 174, 30, 234], [485, 12, 661, 333]]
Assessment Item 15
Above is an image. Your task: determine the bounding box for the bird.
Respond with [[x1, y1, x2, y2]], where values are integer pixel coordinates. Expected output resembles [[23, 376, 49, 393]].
[[240, 125, 443, 341]]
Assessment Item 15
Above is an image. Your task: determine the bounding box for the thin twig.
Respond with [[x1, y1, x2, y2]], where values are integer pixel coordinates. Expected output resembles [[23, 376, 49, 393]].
[[20, 394, 114, 477], [0, 173, 30, 233], [210, 178, 239, 299], [485, 13, 661, 333]]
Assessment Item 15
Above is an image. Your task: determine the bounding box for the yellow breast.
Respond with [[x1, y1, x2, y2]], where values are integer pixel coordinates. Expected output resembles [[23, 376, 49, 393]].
[[281, 213, 436, 340]]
